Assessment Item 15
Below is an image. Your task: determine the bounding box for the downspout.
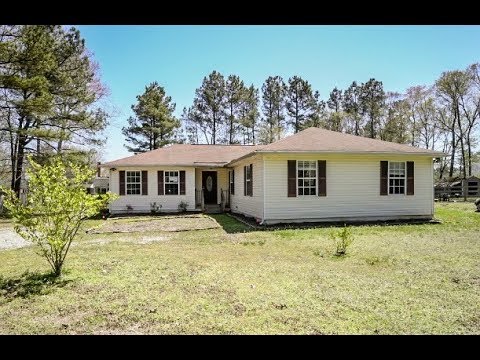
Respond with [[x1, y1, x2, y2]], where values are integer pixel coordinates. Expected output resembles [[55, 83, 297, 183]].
[[431, 158, 435, 218], [260, 155, 266, 225]]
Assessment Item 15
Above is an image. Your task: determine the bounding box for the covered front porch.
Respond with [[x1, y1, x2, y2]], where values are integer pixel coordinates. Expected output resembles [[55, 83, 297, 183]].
[[194, 167, 230, 213]]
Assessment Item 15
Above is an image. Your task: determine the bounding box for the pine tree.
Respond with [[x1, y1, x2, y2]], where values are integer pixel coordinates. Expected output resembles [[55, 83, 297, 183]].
[[122, 82, 180, 152], [326, 87, 344, 132], [260, 76, 286, 143], [225, 75, 246, 144], [360, 78, 386, 139], [285, 76, 316, 133], [342, 81, 363, 135], [0, 25, 108, 195], [239, 85, 260, 144], [191, 70, 226, 144]]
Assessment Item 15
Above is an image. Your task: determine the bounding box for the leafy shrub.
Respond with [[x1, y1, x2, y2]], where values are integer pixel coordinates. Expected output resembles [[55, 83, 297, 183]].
[[2, 157, 117, 276], [330, 225, 354, 256], [150, 202, 161, 214], [178, 200, 188, 212]]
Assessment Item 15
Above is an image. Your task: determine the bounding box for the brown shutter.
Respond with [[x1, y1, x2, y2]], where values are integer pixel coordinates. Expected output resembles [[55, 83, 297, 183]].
[[407, 161, 414, 195], [180, 170, 186, 195], [318, 160, 326, 196], [119, 171, 125, 195], [141, 171, 148, 195], [248, 164, 253, 196], [244, 166, 247, 196], [231, 169, 235, 195], [380, 161, 388, 196], [158, 171, 164, 195], [288, 160, 297, 197]]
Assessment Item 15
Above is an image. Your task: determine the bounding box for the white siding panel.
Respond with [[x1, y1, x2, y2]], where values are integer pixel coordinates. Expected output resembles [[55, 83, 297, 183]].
[[109, 167, 195, 214], [230, 155, 264, 220], [263, 154, 434, 224]]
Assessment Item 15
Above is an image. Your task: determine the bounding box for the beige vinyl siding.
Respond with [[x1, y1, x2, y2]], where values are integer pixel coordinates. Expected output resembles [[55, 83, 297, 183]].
[[263, 153, 434, 224], [194, 168, 229, 205], [230, 155, 264, 220], [109, 167, 195, 213]]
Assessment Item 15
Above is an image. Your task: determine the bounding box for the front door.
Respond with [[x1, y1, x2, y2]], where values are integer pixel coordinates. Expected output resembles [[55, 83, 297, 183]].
[[202, 171, 217, 204]]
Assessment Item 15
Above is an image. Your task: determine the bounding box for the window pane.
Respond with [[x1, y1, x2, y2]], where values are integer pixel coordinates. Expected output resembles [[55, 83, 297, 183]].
[[165, 183, 178, 195], [304, 188, 310, 195], [298, 179, 303, 186], [298, 188, 303, 195], [298, 170, 303, 178], [311, 188, 316, 195]]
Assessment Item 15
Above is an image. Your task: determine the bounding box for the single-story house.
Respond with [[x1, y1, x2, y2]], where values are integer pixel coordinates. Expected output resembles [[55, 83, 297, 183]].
[[101, 127, 445, 224]]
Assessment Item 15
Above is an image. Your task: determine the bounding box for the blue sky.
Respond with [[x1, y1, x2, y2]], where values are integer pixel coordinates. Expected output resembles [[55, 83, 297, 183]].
[[76, 25, 480, 162]]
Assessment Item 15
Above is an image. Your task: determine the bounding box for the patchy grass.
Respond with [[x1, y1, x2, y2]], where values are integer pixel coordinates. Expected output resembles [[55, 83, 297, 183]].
[[91, 214, 220, 234], [0, 202, 479, 334]]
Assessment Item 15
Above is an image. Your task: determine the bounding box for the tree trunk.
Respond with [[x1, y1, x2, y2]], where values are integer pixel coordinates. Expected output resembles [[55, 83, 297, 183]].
[[467, 129, 472, 177], [212, 112, 216, 145], [229, 104, 234, 144], [13, 136, 26, 196], [354, 113, 359, 136], [370, 113, 375, 138], [455, 104, 467, 201], [449, 115, 456, 179], [295, 99, 299, 133]]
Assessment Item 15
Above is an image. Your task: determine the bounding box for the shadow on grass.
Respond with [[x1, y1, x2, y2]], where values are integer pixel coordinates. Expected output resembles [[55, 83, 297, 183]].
[[208, 214, 256, 234], [210, 212, 442, 234], [0, 271, 72, 302]]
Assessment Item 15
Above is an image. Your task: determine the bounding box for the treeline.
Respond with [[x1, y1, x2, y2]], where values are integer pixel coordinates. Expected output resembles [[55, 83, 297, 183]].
[[0, 25, 108, 195], [124, 67, 480, 180]]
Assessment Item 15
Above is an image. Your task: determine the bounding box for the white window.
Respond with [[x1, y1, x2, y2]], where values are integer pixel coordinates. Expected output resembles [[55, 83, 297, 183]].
[[165, 171, 179, 195], [126, 171, 141, 195], [297, 160, 316, 196], [389, 162, 406, 195]]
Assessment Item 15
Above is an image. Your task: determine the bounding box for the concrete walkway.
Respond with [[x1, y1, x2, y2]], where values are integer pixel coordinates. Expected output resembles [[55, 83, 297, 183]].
[[0, 229, 30, 250]]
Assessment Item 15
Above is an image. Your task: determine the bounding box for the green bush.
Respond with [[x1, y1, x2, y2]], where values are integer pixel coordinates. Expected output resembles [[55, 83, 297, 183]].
[[178, 200, 188, 212], [330, 225, 354, 256], [2, 157, 117, 276]]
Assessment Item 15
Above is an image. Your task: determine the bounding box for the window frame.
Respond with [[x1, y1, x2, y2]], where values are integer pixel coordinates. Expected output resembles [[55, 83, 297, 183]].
[[297, 160, 317, 196], [388, 161, 407, 196], [125, 170, 142, 195], [229, 170, 234, 195], [164, 170, 180, 195], [244, 165, 252, 197]]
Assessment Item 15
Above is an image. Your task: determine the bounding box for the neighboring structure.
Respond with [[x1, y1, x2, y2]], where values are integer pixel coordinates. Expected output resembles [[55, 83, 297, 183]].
[[84, 162, 110, 195], [85, 176, 109, 194], [101, 127, 445, 224], [434, 176, 480, 199]]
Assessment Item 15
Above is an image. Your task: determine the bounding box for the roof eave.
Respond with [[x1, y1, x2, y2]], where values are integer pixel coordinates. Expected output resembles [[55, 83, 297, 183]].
[[256, 150, 448, 157], [100, 163, 228, 168]]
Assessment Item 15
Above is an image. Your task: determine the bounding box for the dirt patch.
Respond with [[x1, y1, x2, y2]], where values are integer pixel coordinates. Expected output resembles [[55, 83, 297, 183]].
[[90, 215, 221, 234]]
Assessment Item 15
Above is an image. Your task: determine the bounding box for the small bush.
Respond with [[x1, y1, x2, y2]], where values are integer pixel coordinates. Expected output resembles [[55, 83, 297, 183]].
[[178, 200, 188, 212], [330, 225, 354, 256], [150, 202, 161, 214]]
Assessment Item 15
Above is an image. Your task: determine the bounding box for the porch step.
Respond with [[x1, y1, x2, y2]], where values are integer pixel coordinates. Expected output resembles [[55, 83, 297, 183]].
[[204, 204, 222, 214]]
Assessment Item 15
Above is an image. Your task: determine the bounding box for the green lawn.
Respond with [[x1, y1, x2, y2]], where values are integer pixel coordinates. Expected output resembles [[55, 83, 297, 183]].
[[0, 203, 479, 334]]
